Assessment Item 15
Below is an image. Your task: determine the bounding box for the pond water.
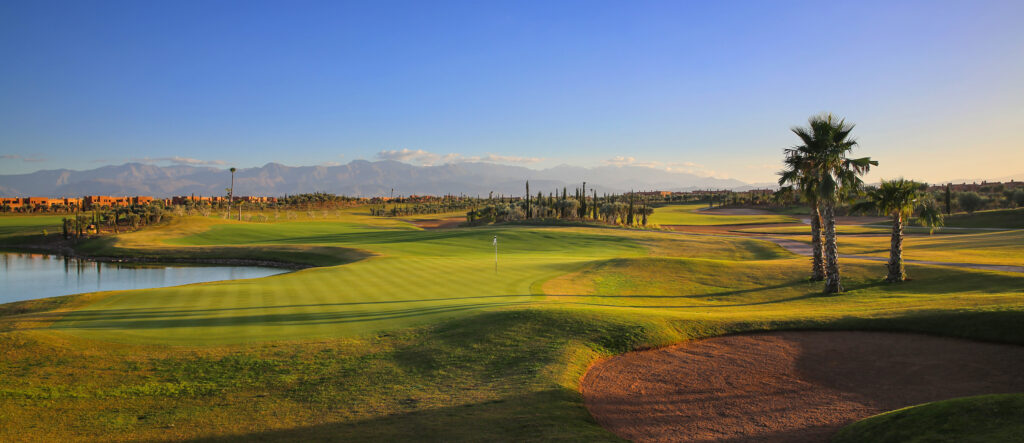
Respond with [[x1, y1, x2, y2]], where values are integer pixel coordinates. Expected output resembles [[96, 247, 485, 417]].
[[0, 252, 286, 305]]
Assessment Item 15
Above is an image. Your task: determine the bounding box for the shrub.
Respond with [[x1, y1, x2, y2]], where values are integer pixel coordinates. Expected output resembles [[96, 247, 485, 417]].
[[957, 192, 983, 214]]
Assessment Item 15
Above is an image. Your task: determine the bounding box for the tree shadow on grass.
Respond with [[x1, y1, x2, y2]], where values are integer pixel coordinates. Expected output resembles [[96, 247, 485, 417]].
[[545, 279, 822, 309], [176, 385, 902, 443], [181, 388, 615, 443], [50, 294, 541, 320], [51, 300, 536, 331], [841, 265, 1024, 295]]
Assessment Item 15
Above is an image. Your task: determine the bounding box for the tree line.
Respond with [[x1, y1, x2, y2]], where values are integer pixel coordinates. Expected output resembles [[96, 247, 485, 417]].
[[466, 182, 655, 227], [61, 205, 169, 241]]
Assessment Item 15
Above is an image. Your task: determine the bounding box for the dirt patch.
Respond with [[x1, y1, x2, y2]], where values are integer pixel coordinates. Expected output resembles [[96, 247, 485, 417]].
[[795, 215, 890, 225], [581, 331, 1024, 442], [405, 216, 464, 229], [662, 223, 796, 234], [698, 208, 777, 216]]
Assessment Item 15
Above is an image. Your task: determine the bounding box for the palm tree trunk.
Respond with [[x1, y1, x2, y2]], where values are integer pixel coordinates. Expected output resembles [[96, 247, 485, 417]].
[[810, 203, 826, 281], [822, 202, 842, 294], [886, 212, 905, 282]]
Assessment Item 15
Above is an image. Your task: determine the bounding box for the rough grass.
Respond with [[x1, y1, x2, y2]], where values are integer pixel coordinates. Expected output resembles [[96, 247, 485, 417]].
[[2, 211, 1023, 441], [833, 394, 1024, 443], [648, 203, 798, 226]]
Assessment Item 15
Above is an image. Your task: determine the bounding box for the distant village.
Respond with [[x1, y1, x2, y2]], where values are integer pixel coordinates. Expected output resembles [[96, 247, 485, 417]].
[[0, 195, 277, 212]]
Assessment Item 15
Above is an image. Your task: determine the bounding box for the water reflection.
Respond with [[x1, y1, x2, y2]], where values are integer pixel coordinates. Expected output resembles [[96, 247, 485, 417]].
[[1, 252, 286, 304]]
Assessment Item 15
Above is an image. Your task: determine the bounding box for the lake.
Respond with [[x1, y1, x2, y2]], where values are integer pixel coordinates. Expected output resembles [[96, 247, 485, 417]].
[[0, 252, 286, 304]]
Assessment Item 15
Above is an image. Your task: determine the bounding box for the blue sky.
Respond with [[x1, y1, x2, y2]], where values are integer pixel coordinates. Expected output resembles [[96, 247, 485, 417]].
[[1, 0, 1022, 183]]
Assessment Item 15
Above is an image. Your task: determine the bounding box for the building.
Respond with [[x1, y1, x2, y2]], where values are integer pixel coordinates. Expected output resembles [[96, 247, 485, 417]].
[[234, 196, 276, 202], [632, 191, 672, 197], [0, 197, 24, 209], [928, 180, 1020, 192], [170, 195, 225, 205], [0, 196, 84, 210]]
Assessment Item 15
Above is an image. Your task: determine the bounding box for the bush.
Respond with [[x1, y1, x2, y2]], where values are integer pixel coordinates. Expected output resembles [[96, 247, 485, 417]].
[[1012, 190, 1024, 208], [957, 192, 983, 214]]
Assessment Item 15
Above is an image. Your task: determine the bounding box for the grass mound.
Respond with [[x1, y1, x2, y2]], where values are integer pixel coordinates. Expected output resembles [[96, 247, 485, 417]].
[[833, 394, 1024, 443]]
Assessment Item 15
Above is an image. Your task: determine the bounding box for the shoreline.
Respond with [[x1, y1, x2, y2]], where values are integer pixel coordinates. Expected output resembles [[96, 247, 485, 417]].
[[0, 242, 313, 270]]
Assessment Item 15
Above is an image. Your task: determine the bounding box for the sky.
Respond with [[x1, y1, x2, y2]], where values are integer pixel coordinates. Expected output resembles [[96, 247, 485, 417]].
[[1, 0, 1022, 184]]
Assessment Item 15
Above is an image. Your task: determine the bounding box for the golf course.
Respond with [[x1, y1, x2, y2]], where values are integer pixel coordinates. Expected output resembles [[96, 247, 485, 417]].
[[1, 204, 1022, 442]]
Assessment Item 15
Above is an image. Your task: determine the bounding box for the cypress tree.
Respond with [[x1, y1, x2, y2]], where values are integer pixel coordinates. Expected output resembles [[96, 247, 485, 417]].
[[944, 183, 952, 215], [627, 191, 634, 226], [581, 182, 587, 219], [526, 181, 531, 219]]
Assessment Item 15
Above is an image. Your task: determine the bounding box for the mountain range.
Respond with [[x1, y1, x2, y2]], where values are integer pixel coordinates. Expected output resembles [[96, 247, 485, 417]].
[[0, 161, 770, 198]]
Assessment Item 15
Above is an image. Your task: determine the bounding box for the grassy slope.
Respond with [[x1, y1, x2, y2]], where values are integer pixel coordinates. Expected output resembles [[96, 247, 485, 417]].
[[1, 209, 1023, 441], [649, 203, 798, 225], [0, 214, 64, 246], [937, 207, 1024, 229], [833, 394, 1024, 443]]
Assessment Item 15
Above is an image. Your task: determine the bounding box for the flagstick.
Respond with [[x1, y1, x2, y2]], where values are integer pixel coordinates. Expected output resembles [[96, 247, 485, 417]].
[[493, 235, 498, 273]]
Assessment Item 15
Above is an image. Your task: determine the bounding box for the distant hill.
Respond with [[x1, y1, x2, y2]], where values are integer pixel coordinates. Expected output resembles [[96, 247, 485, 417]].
[[0, 161, 754, 198]]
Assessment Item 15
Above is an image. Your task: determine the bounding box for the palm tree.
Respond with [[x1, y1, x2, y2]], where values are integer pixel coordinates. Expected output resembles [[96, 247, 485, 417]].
[[852, 179, 922, 282], [788, 114, 877, 293], [779, 154, 826, 281], [228, 167, 237, 219], [916, 200, 944, 235]]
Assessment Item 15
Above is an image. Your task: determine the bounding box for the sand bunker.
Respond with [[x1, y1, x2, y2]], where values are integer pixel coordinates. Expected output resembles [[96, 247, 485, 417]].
[[581, 331, 1024, 442]]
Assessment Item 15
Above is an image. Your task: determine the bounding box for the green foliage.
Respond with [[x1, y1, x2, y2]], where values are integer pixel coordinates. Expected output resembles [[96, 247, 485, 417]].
[[916, 200, 944, 234], [783, 113, 877, 204], [852, 179, 924, 219], [957, 192, 984, 213], [1011, 189, 1024, 207]]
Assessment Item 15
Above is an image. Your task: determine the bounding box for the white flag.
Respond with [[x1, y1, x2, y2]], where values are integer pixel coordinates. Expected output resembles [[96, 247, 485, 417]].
[[492, 236, 497, 246]]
